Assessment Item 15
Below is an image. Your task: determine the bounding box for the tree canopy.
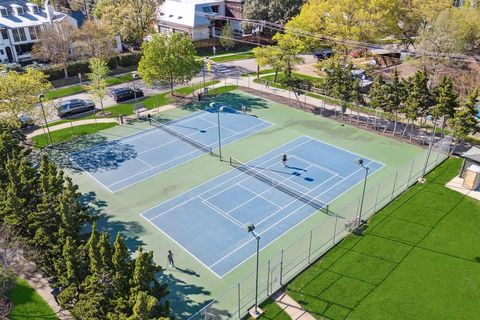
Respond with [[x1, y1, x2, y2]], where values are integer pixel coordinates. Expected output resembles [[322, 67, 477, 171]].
[[138, 33, 201, 94]]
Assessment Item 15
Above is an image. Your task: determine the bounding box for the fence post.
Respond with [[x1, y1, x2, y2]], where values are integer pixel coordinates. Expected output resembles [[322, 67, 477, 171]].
[[237, 283, 241, 319], [280, 250, 284, 285], [391, 171, 398, 200], [333, 213, 339, 245], [373, 184, 381, 214], [307, 231, 313, 264], [266, 260, 270, 295], [407, 159, 415, 186]]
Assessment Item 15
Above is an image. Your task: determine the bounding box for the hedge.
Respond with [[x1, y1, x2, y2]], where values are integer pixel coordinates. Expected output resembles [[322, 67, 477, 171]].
[[43, 52, 141, 81]]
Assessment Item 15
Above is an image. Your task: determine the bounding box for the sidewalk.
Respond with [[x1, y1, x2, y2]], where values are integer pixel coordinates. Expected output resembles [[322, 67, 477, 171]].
[[272, 291, 316, 320], [19, 260, 73, 320]]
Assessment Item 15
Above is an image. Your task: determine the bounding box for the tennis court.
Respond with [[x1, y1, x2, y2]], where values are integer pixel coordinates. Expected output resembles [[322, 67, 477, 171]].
[[142, 136, 384, 277], [69, 107, 271, 192]]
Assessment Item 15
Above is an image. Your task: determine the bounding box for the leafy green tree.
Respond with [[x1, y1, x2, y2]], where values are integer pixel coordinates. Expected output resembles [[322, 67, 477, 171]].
[[369, 75, 388, 110], [449, 89, 479, 141], [128, 291, 159, 320], [87, 58, 109, 114], [243, 0, 303, 27], [220, 21, 236, 50], [0, 68, 52, 127], [384, 69, 407, 134], [138, 33, 201, 95]]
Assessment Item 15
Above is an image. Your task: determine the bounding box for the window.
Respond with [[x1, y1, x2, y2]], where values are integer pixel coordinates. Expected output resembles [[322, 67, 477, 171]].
[[0, 50, 4, 55], [14, 43, 33, 55], [211, 5, 219, 13], [0, 8, 8, 17], [28, 26, 39, 40], [12, 28, 27, 42], [201, 6, 213, 13], [15, 7, 24, 15], [1, 29, 8, 40], [31, 5, 39, 13]]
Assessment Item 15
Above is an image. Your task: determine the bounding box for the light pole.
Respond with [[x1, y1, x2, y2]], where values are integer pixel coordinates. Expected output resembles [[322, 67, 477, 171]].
[[421, 115, 437, 181], [354, 158, 369, 228], [211, 102, 224, 161], [202, 58, 206, 92], [131, 71, 139, 118], [38, 94, 52, 145], [245, 223, 262, 317]]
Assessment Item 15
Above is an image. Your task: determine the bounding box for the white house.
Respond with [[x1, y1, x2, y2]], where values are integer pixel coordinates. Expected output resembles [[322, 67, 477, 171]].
[[155, 0, 243, 41], [0, 0, 77, 63]]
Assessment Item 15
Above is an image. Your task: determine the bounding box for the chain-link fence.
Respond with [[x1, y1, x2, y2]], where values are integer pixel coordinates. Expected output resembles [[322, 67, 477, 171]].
[[189, 134, 453, 320]]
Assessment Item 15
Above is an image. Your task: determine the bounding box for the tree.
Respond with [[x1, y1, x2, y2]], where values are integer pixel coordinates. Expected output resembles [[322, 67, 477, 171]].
[[138, 33, 201, 95], [32, 21, 77, 79], [94, 0, 162, 45], [369, 75, 388, 110], [87, 58, 109, 114], [0, 68, 52, 127], [243, 0, 304, 27], [449, 89, 479, 141], [384, 69, 406, 134], [282, 0, 399, 50], [432, 76, 459, 122], [74, 21, 117, 61], [220, 21, 236, 50]]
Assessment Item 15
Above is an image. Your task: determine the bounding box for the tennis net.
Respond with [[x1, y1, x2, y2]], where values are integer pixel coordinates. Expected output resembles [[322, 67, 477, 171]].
[[230, 157, 328, 213], [151, 118, 213, 155]]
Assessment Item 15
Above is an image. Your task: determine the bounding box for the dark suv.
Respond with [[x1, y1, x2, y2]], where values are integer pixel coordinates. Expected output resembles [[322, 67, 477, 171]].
[[313, 49, 334, 60], [56, 99, 95, 117], [110, 87, 144, 102]]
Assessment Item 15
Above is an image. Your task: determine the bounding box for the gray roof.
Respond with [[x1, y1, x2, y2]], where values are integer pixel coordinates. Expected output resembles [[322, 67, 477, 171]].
[[462, 146, 480, 163]]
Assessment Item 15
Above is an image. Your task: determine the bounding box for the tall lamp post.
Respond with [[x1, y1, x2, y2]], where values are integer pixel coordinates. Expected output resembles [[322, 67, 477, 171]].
[[202, 58, 206, 92], [211, 102, 224, 161], [131, 71, 139, 118], [354, 158, 369, 228], [38, 94, 52, 145], [245, 223, 263, 317], [421, 115, 437, 181]]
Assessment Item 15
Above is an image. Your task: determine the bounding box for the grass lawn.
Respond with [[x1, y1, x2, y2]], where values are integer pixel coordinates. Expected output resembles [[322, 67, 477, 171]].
[[33, 122, 118, 148], [46, 74, 135, 100], [280, 158, 480, 320], [241, 68, 276, 77], [210, 52, 255, 63], [247, 299, 290, 320], [174, 80, 220, 95], [8, 278, 58, 320]]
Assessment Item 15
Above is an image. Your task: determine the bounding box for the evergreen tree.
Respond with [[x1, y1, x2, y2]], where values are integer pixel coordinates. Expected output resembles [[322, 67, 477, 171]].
[[128, 291, 159, 320], [87, 222, 100, 275], [384, 69, 406, 134], [432, 76, 459, 120], [112, 234, 131, 299], [449, 89, 479, 140], [98, 232, 113, 271], [220, 21, 236, 50], [369, 75, 388, 110]]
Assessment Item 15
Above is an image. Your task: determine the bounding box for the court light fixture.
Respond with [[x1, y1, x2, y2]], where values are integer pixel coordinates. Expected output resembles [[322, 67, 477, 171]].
[[244, 223, 263, 317], [354, 158, 369, 231]]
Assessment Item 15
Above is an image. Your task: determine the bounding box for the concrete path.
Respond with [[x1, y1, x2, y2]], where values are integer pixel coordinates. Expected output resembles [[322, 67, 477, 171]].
[[446, 176, 480, 201], [26, 104, 177, 139], [19, 260, 73, 319], [272, 291, 316, 320]]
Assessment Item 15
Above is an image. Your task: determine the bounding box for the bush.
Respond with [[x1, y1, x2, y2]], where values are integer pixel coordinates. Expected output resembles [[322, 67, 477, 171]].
[[42, 52, 141, 81]]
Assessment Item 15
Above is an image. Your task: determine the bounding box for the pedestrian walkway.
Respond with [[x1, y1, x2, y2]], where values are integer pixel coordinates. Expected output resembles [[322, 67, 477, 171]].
[[272, 291, 316, 320], [19, 260, 73, 320]]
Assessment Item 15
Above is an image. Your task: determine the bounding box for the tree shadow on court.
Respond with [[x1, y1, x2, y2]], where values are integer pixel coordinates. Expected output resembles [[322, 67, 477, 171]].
[[79, 191, 145, 251], [162, 273, 230, 319], [44, 133, 138, 174], [181, 92, 270, 112]]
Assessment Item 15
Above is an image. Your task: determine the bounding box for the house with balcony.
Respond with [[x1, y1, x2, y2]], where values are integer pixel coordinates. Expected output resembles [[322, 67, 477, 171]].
[[154, 0, 243, 42], [0, 0, 77, 63]]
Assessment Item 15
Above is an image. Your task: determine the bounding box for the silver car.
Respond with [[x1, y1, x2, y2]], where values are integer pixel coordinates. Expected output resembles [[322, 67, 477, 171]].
[[56, 99, 95, 118]]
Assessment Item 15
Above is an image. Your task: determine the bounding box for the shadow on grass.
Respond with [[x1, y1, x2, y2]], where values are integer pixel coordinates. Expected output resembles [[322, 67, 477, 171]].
[[9, 279, 58, 320], [182, 92, 270, 112]]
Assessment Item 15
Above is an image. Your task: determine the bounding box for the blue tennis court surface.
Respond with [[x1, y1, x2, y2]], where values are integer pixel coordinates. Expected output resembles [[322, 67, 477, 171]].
[[142, 136, 384, 277], [70, 108, 271, 192]]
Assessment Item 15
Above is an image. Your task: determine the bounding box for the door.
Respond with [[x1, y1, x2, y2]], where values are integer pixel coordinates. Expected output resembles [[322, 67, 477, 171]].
[[5, 46, 13, 62]]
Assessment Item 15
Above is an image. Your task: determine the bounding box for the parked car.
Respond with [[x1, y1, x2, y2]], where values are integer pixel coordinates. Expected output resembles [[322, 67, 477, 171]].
[[313, 49, 334, 60], [110, 87, 144, 102], [19, 114, 34, 128], [56, 99, 95, 118]]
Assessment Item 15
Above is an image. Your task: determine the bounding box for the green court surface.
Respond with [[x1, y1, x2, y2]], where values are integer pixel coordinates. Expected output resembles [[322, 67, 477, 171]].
[[9, 278, 58, 320], [56, 90, 426, 318], [286, 158, 480, 320]]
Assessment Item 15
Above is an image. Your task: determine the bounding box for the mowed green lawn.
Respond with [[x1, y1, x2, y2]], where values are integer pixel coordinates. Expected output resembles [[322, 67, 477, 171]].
[[285, 158, 480, 320], [9, 278, 57, 320]]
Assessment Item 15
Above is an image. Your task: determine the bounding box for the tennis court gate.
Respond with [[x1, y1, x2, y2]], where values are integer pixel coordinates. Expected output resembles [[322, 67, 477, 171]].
[[189, 135, 453, 320]]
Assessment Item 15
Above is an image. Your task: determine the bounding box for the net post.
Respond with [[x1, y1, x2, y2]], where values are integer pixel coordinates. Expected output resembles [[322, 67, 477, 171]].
[[229, 157, 232, 166], [391, 171, 398, 200], [325, 204, 329, 215]]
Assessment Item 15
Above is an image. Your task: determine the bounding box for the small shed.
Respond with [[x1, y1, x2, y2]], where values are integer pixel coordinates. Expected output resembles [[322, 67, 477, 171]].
[[460, 146, 480, 190]]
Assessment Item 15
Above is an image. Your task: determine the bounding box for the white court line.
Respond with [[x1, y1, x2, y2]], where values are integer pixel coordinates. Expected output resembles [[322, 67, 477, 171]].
[[68, 156, 115, 193], [199, 196, 244, 227], [289, 154, 343, 178], [147, 139, 305, 222], [108, 118, 271, 192], [231, 184, 282, 210], [197, 116, 237, 134]]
